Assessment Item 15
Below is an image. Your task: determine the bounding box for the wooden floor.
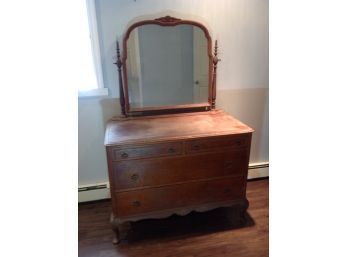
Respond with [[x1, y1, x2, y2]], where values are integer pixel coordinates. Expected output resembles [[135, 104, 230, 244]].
[[79, 179, 268, 257]]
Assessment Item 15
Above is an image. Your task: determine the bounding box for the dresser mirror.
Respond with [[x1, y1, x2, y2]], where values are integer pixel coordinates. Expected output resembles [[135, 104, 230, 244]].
[[126, 24, 209, 108], [116, 16, 219, 116]]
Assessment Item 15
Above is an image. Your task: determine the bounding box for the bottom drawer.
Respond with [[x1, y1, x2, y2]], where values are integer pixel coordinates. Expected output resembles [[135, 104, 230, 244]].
[[115, 176, 245, 217]]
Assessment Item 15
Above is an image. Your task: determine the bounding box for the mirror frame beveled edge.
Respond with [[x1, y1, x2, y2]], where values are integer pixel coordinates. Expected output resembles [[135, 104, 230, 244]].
[[119, 15, 216, 116]]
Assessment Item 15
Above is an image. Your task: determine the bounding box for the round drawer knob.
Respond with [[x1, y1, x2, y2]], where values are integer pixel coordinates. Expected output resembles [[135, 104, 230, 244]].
[[236, 140, 242, 146], [132, 200, 141, 207], [131, 173, 139, 181], [168, 147, 175, 153], [121, 152, 128, 158]]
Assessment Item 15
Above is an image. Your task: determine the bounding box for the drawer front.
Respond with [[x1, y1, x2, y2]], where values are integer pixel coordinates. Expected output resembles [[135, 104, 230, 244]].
[[110, 142, 182, 161], [115, 176, 245, 217], [185, 134, 249, 154], [112, 150, 249, 190]]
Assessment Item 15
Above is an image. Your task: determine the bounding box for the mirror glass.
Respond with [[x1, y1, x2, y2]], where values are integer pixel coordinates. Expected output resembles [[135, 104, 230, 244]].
[[126, 24, 209, 108]]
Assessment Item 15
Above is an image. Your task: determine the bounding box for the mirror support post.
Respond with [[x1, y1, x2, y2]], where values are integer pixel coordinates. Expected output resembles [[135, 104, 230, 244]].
[[114, 40, 127, 117], [212, 40, 221, 109]]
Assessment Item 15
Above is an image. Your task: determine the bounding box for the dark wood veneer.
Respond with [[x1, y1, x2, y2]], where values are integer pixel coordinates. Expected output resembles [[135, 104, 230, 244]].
[[105, 110, 253, 243], [111, 141, 182, 161], [115, 176, 245, 217], [112, 150, 249, 190], [185, 134, 249, 154]]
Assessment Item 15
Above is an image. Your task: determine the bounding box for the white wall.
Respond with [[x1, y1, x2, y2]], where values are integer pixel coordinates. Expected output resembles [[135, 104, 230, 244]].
[[79, 0, 268, 186]]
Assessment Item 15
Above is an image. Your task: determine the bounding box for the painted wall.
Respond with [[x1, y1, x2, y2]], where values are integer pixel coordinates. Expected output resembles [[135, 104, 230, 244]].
[[78, 0, 268, 186]]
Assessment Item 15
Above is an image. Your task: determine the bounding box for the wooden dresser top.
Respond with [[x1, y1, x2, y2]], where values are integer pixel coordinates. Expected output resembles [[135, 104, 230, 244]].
[[104, 110, 253, 146]]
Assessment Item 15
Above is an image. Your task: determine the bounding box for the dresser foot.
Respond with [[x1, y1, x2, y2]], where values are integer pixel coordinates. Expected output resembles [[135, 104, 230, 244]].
[[112, 235, 120, 245], [239, 209, 247, 225], [111, 215, 120, 244], [239, 199, 249, 225], [111, 215, 132, 244]]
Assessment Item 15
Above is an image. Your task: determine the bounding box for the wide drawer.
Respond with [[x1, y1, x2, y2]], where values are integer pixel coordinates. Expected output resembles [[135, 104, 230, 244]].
[[109, 142, 182, 161], [115, 176, 245, 217], [185, 134, 250, 154], [112, 150, 249, 190]]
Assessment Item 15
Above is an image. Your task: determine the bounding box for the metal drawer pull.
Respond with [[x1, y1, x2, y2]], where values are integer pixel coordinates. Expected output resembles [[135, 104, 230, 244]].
[[121, 152, 128, 158], [225, 161, 234, 169], [168, 147, 175, 153], [131, 174, 139, 181], [193, 144, 200, 150], [132, 200, 141, 207], [224, 188, 231, 194]]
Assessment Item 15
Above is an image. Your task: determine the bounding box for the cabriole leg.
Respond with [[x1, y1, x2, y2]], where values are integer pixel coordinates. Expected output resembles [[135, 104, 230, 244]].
[[111, 215, 120, 244]]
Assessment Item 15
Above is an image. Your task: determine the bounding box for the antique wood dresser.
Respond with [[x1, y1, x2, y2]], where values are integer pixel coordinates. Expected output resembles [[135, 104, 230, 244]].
[[104, 16, 253, 243]]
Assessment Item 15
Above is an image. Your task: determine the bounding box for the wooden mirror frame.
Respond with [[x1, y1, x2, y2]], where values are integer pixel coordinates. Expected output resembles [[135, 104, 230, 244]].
[[115, 16, 220, 117]]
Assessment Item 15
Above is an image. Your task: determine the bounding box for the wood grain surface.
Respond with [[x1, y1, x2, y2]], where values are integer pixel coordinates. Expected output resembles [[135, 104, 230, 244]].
[[105, 110, 253, 243], [105, 110, 253, 146], [114, 176, 245, 217], [112, 150, 248, 190], [78, 179, 268, 257]]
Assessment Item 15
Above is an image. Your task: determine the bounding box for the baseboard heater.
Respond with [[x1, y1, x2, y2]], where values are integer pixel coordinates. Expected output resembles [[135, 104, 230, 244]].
[[78, 184, 108, 192], [247, 162, 269, 180], [78, 162, 269, 203], [248, 162, 269, 170], [78, 182, 110, 203]]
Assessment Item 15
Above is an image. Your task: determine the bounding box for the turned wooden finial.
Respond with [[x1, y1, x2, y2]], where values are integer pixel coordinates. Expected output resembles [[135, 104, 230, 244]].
[[214, 40, 218, 60], [212, 40, 220, 109], [115, 41, 122, 68], [114, 40, 126, 117]]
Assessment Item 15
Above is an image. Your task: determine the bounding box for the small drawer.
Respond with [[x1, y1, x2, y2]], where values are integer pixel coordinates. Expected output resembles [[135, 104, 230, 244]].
[[115, 176, 245, 217], [186, 135, 249, 154], [110, 142, 182, 161]]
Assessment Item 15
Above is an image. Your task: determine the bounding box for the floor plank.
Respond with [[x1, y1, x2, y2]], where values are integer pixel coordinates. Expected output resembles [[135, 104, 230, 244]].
[[79, 179, 268, 257]]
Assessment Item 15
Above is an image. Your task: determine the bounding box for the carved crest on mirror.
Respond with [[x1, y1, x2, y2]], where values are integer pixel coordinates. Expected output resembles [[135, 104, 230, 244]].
[[114, 16, 220, 116]]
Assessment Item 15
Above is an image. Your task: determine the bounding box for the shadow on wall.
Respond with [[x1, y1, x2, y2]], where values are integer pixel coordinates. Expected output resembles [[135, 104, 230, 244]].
[[100, 98, 121, 127], [78, 97, 121, 185], [217, 88, 269, 163]]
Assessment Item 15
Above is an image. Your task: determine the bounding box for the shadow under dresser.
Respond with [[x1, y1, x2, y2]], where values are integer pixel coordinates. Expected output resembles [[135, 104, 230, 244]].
[[104, 109, 253, 243]]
